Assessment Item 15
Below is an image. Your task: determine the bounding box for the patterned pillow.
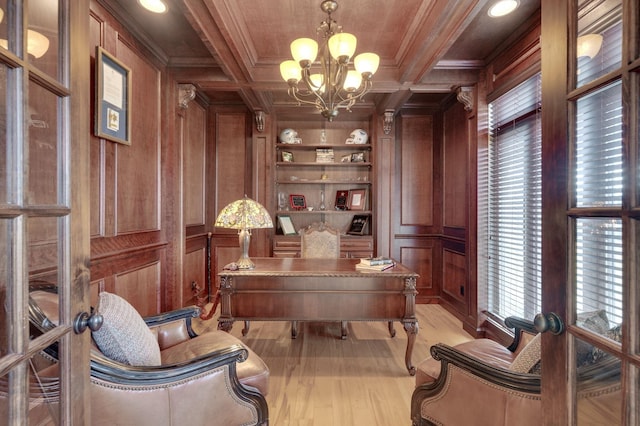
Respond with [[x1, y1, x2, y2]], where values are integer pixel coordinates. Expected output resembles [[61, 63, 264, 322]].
[[92, 292, 161, 366], [509, 333, 541, 374]]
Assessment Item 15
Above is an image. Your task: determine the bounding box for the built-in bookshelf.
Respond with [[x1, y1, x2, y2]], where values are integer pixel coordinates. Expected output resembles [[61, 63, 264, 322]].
[[273, 123, 374, 257]]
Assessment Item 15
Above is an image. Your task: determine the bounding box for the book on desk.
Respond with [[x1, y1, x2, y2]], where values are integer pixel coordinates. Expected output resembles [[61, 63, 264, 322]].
[[356, 257, 396, 271]]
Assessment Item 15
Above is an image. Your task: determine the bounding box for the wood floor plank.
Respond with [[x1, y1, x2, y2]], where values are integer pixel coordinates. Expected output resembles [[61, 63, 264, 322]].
[[194, 304, 472, 426]]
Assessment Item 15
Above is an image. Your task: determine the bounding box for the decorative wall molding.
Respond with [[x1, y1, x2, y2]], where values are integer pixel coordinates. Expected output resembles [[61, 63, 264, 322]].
[[456, 86, 474, 112], [383, 110, 395, 135], [255, 111, 265, 133], [178, 84, 196, 109]]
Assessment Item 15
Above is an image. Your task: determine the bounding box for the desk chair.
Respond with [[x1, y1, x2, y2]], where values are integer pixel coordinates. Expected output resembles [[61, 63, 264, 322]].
[[295, 222, 347, 338]]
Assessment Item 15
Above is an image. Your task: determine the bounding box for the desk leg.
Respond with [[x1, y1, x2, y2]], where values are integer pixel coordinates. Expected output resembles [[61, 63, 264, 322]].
[[403, 320, 418, 376], [218, 320, 233, 332], [242, 321, 251, 336], [388, 321, 396, 337]]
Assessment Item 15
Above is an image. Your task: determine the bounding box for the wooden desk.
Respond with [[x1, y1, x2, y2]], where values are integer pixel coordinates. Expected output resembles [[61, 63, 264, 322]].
[[217, 257, 419, 375]]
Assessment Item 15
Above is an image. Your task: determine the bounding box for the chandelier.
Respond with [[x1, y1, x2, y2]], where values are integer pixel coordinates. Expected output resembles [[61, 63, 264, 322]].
[[279, 0, 380, 121]]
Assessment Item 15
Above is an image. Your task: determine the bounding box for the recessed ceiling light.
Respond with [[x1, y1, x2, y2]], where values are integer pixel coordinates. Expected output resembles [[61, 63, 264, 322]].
[[488, 0, 520, 18], [138, 0, 168, 14]]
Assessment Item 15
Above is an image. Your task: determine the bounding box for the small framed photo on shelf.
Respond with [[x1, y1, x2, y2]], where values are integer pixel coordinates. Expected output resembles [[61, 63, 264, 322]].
[[334, 190, 349, 210], [347, 215, 370, 235], [351, 152, 365, 163], [289, 194, 306, 210], [277, 215, 297, 236], [340, 154, 352, 163], [282, 151, 294, 162], [348, 189, 367, 210]]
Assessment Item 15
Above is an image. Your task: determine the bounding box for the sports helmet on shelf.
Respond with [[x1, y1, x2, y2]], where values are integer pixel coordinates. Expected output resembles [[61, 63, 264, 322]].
[[279, 128, 302, 144], [345, 129, 368, 144]]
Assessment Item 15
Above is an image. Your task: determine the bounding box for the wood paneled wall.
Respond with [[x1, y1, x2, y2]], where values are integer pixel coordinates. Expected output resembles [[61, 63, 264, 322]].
[[89, 3, 171, 314]]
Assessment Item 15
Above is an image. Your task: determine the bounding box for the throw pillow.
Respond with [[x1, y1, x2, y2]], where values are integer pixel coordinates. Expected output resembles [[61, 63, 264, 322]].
[[92, 292, 161, 366], [576, 310, 610, 367], [509, 333, 541, 374]]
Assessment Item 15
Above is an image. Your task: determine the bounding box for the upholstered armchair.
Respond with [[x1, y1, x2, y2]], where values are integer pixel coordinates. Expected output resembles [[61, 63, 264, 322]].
[[411, 316, 621, 426], [28, 283, 269, 426]]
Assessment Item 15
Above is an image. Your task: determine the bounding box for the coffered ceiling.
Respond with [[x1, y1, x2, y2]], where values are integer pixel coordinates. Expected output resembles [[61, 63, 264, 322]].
[[99, 0, 540, 120]]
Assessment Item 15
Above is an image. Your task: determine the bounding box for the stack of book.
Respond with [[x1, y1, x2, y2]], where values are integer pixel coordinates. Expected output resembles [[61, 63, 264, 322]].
[[355, 256, 395, 271], [315, 148, 334, 163]]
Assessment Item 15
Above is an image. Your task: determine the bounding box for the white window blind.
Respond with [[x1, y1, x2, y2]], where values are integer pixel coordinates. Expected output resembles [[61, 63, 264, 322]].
[[486, 74, 542, 320]]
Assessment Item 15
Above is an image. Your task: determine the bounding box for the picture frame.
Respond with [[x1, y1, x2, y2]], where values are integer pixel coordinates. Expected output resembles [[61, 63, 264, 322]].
[[334, 190, 349, 210], [277, 215, 297, 236], [282, 151, 294, 162], [94, 47, 131, 145], [351, 152, 365, 163], [340, 154, 352, 163], [289, 194, 306, 210], [348, 189, 367, 210], [347, 215, 370, 235]]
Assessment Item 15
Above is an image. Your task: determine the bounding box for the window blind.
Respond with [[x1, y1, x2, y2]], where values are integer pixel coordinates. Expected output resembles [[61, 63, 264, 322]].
[[486, 74, 542, 320]]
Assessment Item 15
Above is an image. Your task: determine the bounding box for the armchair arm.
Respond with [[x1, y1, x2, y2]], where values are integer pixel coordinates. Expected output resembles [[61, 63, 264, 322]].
[[504, 316, 538, 352], [90, 344, 249, 385], [422, 343, 541, 394], [144, 306, 200, 343]]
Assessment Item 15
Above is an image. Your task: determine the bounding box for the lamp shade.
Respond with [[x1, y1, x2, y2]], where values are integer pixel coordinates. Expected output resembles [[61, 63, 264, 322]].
[[280, 60, 301, 82], [291, 38, 318, 65], [343, 70, 362, 91], [354, 52, 380, 76], [328, 32, 357, 62], [214, 197, 273, 230], [577, 34, 603, 59]]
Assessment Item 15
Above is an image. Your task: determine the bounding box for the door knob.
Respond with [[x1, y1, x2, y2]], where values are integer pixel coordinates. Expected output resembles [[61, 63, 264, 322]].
[[73, 310, 104, 334], [533, 312, 564, 335]]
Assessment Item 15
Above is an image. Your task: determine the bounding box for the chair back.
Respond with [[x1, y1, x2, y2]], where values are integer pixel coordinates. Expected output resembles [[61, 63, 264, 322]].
[[300, 222, 340, 258]]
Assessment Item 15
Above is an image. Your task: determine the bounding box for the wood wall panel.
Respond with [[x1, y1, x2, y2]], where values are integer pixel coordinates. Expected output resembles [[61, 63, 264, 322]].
[[398, 242, 438, 303], [213, 112, 248, 214], [184, 102, 207, 226], [89, 12, 105, 237], [399, 116, 433, 228], [183, 245, 206, 307], [115, 40, 161, 234], [443, 102, 467, 229], [442, 249, 466, 303], [113, 262, 161, 316]]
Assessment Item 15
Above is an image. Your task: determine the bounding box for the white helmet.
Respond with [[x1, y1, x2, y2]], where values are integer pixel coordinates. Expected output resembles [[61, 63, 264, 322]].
[[346, 129, 368, 144], [279, 128, 301, 144]]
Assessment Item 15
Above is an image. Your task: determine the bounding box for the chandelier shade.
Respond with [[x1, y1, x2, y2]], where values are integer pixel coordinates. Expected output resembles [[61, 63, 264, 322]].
[[279, 0, 380, 121]]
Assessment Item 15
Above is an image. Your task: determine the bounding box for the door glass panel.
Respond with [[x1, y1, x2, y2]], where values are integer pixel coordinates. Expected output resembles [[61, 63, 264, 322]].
[[576, 340, 622, 425], [575, 218, 623, 335], [0, 220, 7, 357], [0, 0, 7, 48], [577, 0, 622, 88], [27, 0, 59, 79], [28, 217, 58, 276], [27, 352, 60, 424], [575, 82, 622, 208], [0, 64, 7, 205], [28, 82, 59, 205]]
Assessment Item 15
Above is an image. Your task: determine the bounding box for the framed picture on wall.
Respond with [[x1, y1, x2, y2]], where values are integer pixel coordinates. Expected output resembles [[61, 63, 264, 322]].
[[94, 47, 132, 145]]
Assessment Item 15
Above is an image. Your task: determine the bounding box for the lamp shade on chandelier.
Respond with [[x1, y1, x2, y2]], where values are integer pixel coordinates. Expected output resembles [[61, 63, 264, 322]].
[[279, 0, 380, 121]]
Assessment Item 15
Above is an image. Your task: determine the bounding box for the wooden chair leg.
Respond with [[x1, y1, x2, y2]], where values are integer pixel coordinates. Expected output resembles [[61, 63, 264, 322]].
[[242, 321, 250, 336], [341, 321, 348, 340], [388, 321, 396, 337], [291, 321, 298, 339]]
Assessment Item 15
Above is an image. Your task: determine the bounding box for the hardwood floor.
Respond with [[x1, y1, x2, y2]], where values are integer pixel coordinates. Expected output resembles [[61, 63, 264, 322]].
[[195, 304, 473, 426]]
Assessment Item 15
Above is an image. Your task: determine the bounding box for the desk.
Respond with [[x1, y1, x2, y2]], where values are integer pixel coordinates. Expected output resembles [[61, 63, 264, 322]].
[[217, 257, 419, 375]]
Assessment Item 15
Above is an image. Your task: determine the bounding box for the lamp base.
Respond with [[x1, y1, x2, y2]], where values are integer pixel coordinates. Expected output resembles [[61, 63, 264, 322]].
[[236, 256, 255, 269]]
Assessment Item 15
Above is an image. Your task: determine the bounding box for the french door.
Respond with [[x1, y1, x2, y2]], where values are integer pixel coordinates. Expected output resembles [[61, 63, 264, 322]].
[[0, 0, 90, 424], [541, 0, 639, 424]]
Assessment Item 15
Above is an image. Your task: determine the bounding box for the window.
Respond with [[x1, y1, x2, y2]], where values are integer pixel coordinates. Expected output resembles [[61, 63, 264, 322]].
[[484, 73, 542, 321]]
